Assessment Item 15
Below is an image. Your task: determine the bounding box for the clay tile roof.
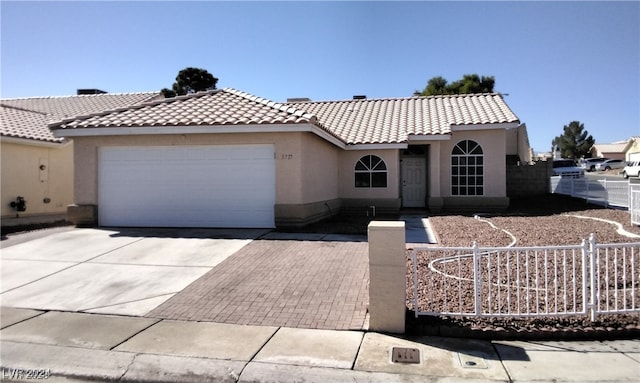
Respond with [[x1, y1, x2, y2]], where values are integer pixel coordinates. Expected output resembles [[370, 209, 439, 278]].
[[45, 89, 519, 147], [0, 105, 51, 142], [50, 88, 321, 131], [287, 93, 519, 145], [1, 92, 160, 143], [593, 142, 629, 154]]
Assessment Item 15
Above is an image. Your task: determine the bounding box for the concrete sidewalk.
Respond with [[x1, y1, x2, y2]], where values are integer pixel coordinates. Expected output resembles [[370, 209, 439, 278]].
[[2, 308, 638, 383], [401, 214, 438, 246]]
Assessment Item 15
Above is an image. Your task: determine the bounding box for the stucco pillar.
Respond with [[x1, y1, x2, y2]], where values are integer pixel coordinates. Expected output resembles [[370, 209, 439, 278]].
[[367, 221, 406, 334], [428, 143, 443, 212]]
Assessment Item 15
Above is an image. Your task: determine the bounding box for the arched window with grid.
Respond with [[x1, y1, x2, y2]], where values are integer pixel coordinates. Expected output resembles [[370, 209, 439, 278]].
[[451, 140, 483, 196], [355, 155, 387, 188]]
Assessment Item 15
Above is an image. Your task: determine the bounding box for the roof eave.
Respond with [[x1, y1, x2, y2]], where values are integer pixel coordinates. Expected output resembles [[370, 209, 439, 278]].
[[451, 122, 520, 131], [51, 122, 347, 149], [1, 135, 71, 148], [343, 143, 408, 150], [408, 134, 452, 142]]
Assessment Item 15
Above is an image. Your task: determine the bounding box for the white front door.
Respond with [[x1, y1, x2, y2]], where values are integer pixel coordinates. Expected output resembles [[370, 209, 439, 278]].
[[402, 157, 426, 208]]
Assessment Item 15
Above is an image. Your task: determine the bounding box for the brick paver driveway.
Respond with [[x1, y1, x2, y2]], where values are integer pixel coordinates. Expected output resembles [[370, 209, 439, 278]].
[[147, 238, 369, 330]]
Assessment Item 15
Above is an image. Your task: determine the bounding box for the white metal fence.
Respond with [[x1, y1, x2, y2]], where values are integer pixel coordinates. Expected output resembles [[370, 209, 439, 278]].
[[409, 235, 640, 321], [550, 176, 629, 208], [631, 183, 640, 226]]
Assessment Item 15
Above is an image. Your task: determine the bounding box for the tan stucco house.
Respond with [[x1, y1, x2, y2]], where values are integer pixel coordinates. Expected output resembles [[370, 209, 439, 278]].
[[49, 88, 525, 229], [626, 137, 640, 161], [589, 137, 640, 161], [0, 92, 160, 228]]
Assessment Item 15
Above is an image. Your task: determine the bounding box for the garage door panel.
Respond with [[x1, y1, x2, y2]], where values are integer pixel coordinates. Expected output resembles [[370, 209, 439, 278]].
[[104, 184, 273, 207], [101, 207, 274, 228], [99, 145, 275, 228]]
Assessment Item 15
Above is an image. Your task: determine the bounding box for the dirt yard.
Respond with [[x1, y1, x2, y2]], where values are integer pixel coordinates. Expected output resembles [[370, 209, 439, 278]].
[[407, 195, 640, 338]]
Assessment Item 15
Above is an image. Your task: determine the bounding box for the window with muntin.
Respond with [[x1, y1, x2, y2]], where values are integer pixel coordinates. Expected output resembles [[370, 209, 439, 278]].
[[355, 155, 387, 188], [451, 140, 483, 196]]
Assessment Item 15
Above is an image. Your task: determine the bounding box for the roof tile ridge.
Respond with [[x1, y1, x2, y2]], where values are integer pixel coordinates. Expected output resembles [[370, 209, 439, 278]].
[[288, 96, 411, 104], [90, 90, 209, 111], [74, 91, 161, 97], [47, 92, 187, 128], [222, 88, 317, 121], [0, 103, 49, 116], [285, 94, 500, 104], [50, 103, 148, 127], [49, 89, 248, 128], [1, 91, 161, 102], [0, 95, 68, 101], [223, 89, 346, 143], [136, 89, 219, 107], [413, 92, 504, 100], [1, 96, 47, 101], [136, 93, 165, 104]]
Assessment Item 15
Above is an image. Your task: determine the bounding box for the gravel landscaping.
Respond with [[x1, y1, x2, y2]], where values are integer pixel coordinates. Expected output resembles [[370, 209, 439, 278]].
[[407, 195, 640, 339]]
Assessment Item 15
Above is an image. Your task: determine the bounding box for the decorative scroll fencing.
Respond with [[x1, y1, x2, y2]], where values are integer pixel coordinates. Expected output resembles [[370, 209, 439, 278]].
[[409, 235, 640, 321]]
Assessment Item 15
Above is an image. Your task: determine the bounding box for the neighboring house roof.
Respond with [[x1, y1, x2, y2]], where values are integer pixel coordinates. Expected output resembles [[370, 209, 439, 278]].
[[49, 88, 520, 146], [1, 92, 160, 143], [592, 141, 631, 155]]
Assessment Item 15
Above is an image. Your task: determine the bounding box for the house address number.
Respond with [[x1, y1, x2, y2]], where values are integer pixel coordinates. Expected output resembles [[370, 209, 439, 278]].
[[280, 154, 294, 160]]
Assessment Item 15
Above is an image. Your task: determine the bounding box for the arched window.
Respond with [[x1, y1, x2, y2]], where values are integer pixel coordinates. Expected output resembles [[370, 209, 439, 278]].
[[355, 155, 387, 188], [452, 140, 483, 196]]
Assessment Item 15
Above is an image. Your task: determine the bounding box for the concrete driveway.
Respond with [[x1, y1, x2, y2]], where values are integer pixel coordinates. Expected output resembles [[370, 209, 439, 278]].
[[1, 227, 267, 316]]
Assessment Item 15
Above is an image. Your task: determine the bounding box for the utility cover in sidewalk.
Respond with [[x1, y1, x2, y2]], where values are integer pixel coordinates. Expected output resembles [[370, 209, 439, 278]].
[[391, 347, 420, 364], [458, 352, 487, 369]]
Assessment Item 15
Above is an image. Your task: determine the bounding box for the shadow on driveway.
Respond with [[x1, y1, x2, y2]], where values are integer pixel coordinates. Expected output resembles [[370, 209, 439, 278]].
[[104, 227, 271, 240]]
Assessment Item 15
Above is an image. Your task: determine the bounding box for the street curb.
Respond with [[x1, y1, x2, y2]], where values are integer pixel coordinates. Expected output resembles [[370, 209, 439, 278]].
[[0, 341, 451, 383]]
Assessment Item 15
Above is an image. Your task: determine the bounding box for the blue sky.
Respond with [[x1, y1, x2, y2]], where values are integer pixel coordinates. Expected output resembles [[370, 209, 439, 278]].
[[1, 1, 638, 153]]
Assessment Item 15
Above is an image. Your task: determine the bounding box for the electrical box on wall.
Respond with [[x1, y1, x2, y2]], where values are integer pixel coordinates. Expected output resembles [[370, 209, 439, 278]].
[[10, 196, 26, 212]]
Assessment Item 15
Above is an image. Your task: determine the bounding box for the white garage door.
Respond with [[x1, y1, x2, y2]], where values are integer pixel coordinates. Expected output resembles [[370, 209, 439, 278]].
[[99, 145, 276, 228]]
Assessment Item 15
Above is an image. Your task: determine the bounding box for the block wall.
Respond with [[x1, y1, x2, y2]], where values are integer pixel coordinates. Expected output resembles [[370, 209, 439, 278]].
[[507, 160, 552, 197]]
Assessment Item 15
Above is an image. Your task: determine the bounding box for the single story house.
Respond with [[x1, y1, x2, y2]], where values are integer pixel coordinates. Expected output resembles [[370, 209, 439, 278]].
[[589, 138, 640, 161], [0, 91, 160, 227], [49, 88, 526, 229]]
